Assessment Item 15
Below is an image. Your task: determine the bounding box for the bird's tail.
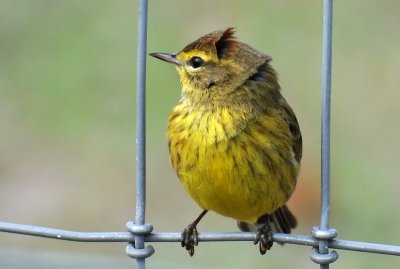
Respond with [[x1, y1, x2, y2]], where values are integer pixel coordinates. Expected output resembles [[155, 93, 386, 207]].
[[237, 205, 297, 234]]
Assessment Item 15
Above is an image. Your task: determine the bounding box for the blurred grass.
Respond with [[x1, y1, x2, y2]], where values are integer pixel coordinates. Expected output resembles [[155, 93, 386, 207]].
[[0, 0, 400, 268]]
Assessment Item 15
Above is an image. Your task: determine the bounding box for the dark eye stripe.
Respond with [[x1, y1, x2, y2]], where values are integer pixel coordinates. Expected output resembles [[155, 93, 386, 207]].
[[189, 56, 204, 68]]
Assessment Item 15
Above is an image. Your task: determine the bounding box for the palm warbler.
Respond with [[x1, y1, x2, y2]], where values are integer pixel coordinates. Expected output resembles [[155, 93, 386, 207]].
[[150, 28, 302, 256]]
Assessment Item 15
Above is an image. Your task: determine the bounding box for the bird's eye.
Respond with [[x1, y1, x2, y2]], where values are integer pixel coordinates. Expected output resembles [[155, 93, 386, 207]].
[[188, 56, 204, 69]]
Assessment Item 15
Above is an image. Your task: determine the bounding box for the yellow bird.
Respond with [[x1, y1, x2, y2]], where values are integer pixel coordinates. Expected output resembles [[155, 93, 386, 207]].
[[150, 27, 302, 256]]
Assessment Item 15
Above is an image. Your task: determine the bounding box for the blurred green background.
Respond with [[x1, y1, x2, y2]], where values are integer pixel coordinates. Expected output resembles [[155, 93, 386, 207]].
[[1, 0, 399, 268]]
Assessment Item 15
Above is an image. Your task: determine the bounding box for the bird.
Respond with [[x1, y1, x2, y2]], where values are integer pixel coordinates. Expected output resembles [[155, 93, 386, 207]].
[[149, 27, 302, 256]]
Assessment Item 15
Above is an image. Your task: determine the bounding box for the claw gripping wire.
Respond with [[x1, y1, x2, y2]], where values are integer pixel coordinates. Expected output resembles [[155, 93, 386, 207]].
[[126, 221, 155, 259]]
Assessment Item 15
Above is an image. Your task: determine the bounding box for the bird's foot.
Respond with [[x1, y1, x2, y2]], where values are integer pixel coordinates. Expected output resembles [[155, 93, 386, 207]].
[[254, 223, 274, 255], [181, 223, 198, 256]]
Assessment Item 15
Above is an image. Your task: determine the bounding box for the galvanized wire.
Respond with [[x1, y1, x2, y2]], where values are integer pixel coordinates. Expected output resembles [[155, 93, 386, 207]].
[[309, 0, 338, 268], [320, 0, 333, 233], [135, 0, 148, 230], [127, 0, 154, 268], [1, 221, 400, 256]]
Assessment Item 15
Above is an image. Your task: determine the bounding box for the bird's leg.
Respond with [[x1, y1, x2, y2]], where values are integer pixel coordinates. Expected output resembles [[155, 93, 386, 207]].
[[181, 209, 208, 256], [254, 215, 274, 255]]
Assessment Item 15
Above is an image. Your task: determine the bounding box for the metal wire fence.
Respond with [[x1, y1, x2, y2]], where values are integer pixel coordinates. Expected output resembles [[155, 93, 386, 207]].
[[1, 1, 400, 269]]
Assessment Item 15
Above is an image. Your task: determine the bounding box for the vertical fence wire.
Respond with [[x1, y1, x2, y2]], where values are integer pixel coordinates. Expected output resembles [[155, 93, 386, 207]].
[[320, 0, 333, 234], [135, 0, 148, 231], [310, 0, 338, 268], [134, 0, 149, 268]]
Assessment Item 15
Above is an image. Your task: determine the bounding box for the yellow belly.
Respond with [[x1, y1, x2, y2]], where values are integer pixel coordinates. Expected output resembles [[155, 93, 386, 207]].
[[168, 105, 299, 223]]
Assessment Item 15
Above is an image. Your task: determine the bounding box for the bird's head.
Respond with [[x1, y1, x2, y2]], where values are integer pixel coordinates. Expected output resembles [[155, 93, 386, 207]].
[[150, 28, 271, 106]]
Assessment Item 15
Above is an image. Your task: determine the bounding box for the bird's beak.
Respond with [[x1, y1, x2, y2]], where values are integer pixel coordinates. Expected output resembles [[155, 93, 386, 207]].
[[149, 52, 181, 66]]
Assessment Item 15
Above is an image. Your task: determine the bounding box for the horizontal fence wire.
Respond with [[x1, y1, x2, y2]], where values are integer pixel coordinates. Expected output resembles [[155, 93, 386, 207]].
[[1, 221, 400, 256]]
